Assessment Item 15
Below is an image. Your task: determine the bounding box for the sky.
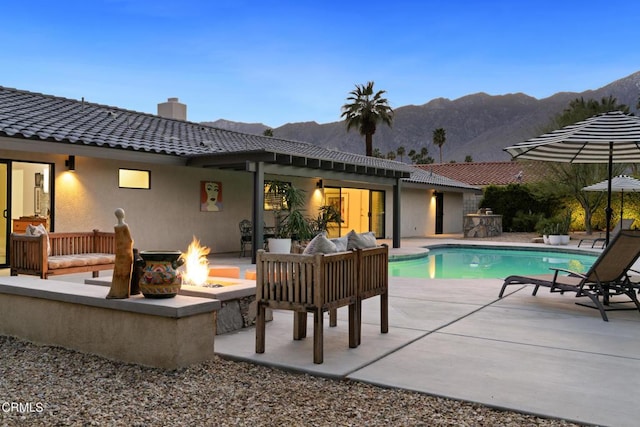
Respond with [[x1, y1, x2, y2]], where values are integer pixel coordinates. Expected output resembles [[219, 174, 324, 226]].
[[2, 1, 639, 128]]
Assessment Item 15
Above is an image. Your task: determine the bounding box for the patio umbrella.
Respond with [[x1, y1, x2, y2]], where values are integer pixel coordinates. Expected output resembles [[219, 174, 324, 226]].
[[583, 174, 640, 221], [504, 111, 640, 246]]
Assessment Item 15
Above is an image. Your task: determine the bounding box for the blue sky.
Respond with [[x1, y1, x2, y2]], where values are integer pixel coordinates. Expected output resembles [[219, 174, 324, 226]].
[[2, 1, 639, 127]]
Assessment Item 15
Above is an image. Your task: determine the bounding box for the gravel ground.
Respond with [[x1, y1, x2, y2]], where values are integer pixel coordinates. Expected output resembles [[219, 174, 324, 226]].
[[0, 336, 581, 426]]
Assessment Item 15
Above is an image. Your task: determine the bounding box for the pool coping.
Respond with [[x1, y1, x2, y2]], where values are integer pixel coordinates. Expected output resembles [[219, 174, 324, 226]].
[[388, 242, 601, 264], [414, 242, 601, 256]]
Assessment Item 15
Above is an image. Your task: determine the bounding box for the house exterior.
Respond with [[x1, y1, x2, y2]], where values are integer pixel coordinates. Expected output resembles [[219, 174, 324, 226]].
[[416, 161, 548, 215], [0, 86, 478, 265]]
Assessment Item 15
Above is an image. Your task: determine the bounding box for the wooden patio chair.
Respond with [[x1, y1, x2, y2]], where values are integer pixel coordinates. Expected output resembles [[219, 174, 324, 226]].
[[499, 229, 640, 321], [255, 249, 358, 364]]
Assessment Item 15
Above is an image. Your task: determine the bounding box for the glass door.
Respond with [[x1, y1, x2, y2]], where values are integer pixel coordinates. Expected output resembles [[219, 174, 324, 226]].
[[0, 162, 8, 266], [370, 190, 385, 238], [324, 187, 342, 238]]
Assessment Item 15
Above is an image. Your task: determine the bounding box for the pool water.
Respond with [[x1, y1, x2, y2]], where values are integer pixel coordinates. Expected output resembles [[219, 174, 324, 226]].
[[389, 246, 597, 279]]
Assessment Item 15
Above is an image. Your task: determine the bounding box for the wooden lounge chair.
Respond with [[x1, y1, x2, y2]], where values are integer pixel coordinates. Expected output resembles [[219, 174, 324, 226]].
[[577, 218, 634, 248], [500, 229, 640, 321]]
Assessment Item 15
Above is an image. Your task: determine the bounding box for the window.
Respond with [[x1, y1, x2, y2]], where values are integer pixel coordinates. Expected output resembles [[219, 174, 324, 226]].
[[119, 169, 150, 189], [264, 180, 291, 211]]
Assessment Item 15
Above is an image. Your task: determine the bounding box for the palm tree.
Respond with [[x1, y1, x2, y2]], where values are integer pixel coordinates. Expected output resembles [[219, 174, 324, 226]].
[[433, 128, 446, 163], [341, 81, 394, 156], [396, 146, 405, 162]]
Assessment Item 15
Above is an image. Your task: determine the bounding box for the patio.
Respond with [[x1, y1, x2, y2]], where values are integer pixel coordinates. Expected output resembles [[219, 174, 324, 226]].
[[213, 235, 640, 427], [2, 234, 639, 425]]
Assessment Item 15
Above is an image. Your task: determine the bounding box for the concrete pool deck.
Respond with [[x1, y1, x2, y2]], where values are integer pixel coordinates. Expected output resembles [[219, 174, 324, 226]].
[[9, 234, 640, 426], [212, 235, 640, 427]]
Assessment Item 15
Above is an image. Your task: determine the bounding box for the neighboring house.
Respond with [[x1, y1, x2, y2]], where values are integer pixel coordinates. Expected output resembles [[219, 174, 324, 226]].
[[416, 162, 548, 214], [0, 86, 478, 265]]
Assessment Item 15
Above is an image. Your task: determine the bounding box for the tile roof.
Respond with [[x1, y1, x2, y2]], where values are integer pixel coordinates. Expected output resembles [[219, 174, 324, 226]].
[[415, 161, 549, 186], [404, 168, 481, 192], [0, 85, 415, 177], [0, 85, 476, 191]]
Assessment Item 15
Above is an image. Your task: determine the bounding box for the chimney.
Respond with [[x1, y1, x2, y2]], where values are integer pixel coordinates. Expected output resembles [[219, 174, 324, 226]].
[[157, 97, 187, 121]]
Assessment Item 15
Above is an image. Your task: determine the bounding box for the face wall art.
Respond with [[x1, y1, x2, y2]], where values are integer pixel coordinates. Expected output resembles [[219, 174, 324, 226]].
[[200, 181, 223, 211]]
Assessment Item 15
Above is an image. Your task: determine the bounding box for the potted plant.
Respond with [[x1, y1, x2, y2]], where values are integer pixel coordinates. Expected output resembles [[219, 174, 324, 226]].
[[309, 204, 343, 235], [548, 210, 572, 245], [266, 181, 313, 253], [535, 217, 555, 245]]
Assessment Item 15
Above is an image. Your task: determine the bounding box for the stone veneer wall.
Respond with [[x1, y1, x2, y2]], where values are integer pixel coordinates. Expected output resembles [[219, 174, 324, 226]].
[[463, 214, 502, 238]]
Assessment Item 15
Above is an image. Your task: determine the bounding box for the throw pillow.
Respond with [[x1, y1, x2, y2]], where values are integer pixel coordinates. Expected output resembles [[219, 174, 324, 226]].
[[330, 235, 348, 252], [303, 233, 338, 255], [26, 223, 51, 255], [346, 230, 377, 250]]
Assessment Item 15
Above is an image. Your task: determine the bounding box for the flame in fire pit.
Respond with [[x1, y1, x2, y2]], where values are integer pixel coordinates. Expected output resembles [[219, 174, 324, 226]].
[[181, 237, 210, 286]]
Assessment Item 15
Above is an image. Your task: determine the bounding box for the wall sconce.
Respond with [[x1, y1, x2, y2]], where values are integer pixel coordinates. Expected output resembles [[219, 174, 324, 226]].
[[316, 179, 323, 188], [65, 155, 76, 171]]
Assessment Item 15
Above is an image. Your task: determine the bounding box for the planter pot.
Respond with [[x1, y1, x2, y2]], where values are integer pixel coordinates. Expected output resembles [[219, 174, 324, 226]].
[[543, 235, 550, 245], [548, 235, 562, 245], [268, 238, 292, 254], [138, 251, 185, 298], [559, 235, 570, 245]]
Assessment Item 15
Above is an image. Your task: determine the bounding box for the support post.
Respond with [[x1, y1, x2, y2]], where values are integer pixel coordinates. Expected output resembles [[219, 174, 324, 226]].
[[252, 162, 265, 264], [392, 178, 402, 248], [605, 141, 613, 247]]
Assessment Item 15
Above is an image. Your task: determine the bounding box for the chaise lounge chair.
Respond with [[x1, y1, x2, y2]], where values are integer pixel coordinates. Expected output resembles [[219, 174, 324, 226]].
[[499, 229, 640, 321], [577, 218, 634, 248]]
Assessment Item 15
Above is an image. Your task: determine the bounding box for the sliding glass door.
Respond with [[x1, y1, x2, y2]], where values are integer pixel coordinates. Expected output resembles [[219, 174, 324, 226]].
[[324, 187, 386, 239], [0, 162, 8, 266]]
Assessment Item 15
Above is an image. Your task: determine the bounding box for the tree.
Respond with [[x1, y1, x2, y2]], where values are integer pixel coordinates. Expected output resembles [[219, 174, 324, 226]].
[[544, 96, 630, 233], [386, 151, 397, 160], [409, 146, 434, 164], [263, 128, 274, 137], [432, 128, 446, 163], [464, 155, 473, 162], [371, 148, 384, 158], [341, 81, 394, 157], [396, 146, 405, 162]]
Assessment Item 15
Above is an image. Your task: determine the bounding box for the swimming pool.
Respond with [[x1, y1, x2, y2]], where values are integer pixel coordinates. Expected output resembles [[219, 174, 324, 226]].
[[389, 245, 597, 279]]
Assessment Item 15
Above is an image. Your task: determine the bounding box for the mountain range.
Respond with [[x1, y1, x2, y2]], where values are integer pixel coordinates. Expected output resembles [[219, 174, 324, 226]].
[[203, 71, 640, 163]]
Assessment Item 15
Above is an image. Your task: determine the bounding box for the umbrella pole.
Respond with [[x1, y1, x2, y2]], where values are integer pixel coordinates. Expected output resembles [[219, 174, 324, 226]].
[[605, 141, 613, 246]]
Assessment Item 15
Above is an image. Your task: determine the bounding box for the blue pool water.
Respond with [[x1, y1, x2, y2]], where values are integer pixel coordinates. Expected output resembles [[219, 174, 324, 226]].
[[389, 246, 597, 279]]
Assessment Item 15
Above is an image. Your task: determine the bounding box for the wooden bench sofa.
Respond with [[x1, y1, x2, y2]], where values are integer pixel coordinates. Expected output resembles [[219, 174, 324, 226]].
[[10, 230, 116, 279], [255, 244, 389, 364]]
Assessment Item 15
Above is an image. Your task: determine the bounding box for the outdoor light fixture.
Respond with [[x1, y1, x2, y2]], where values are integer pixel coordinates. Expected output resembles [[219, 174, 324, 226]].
[[65, 155, 76, 171], [316, 179, 323, 188]]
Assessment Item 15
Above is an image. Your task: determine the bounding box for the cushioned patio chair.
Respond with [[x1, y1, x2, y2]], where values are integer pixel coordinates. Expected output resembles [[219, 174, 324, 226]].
[[577, 218, 634, 248], [499, 229, 640, 321]]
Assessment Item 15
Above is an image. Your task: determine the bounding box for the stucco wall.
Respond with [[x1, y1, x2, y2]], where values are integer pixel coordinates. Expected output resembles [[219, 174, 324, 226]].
[[55, 156, 257, 253], [400, 188, 432, 237], [0, 149, 327, 254], [399, 188, 463, 236], [442, 192, 464, 233], [1, 144, 467, 250]]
